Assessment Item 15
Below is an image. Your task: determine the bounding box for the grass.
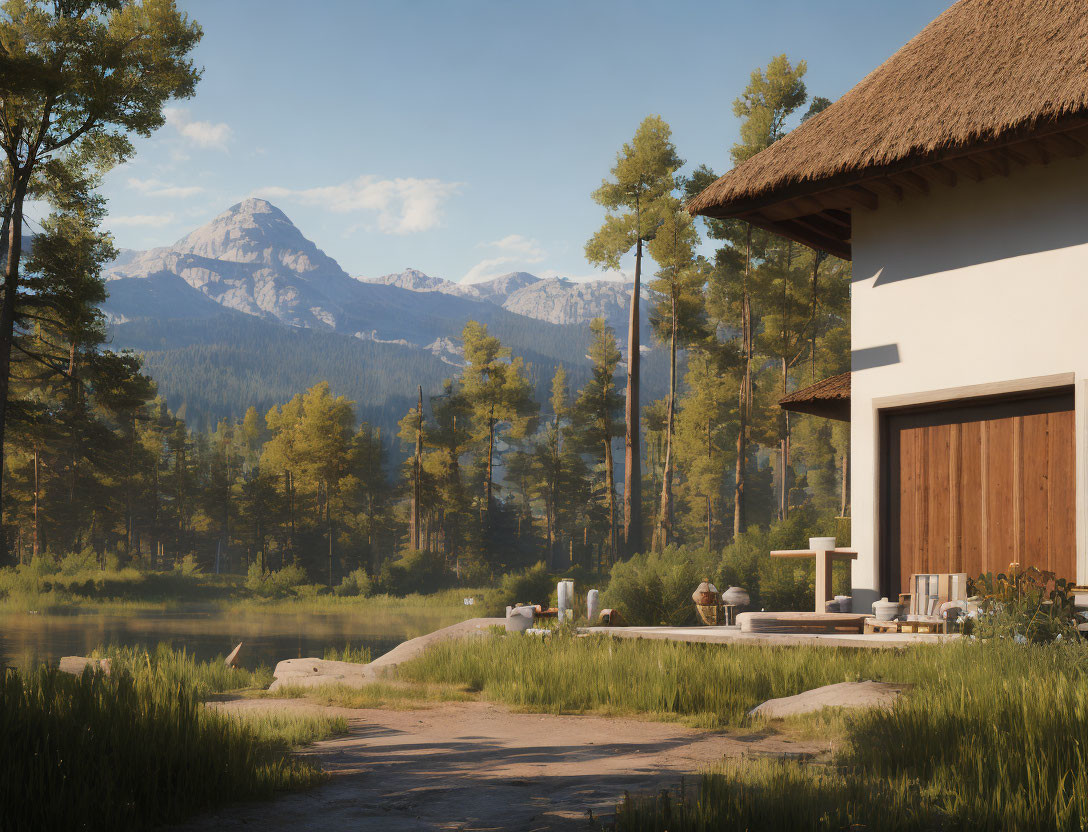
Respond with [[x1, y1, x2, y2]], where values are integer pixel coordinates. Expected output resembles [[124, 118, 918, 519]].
[[397, 631, 934, 728], [322, 642, 373, 663], [264, 680, 474, 709], [93, 643, 274, 697], [0, 658, 346, 832], [0, 558, 489, 621], [396, 632, 1088, 830]]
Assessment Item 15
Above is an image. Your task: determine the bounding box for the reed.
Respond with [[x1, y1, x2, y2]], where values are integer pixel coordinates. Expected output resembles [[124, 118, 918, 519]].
[[590, 639, 1088, 831], [398, 631, 941, 727], [0, 658, 344, 831]]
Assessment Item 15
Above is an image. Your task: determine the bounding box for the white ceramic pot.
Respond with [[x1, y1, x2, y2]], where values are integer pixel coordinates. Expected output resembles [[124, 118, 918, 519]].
[[809, 536, 837, 551], [872, 597, 900, 621], [505, 606, 534, 633], [586, 589, 600, 622], [722, 586, 750, 609]]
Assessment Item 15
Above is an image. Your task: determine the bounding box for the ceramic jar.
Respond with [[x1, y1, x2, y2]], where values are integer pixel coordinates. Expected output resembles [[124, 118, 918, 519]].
[[872, 597, 901, 621], [723, 586, 750, 609], [692, 580, 720, 606]]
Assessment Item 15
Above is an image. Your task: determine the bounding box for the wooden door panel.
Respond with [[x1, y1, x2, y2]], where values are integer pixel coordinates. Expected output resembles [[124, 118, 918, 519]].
[[884, 391, 1075, 595]]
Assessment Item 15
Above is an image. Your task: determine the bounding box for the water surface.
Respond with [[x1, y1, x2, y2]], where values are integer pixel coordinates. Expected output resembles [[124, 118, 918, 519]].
[[0, 606, 469, 671]]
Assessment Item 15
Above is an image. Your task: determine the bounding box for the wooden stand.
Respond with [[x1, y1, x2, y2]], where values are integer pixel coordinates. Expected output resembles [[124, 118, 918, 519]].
[[863, 617, 943, 635], [770, 548, 859, 613]]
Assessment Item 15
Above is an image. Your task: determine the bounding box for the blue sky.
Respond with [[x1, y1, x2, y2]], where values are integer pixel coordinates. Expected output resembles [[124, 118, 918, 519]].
[[98, 0, 955, 283]]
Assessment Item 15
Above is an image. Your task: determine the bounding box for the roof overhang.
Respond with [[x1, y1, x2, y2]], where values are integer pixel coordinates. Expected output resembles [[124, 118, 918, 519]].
[[693, 115, 1088, 261], [779, 372, 851, 422]]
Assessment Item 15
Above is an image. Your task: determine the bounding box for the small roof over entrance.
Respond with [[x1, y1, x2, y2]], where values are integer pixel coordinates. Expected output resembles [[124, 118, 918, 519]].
[[778, 372, 850, 422], [686, 0, 1088, 260]]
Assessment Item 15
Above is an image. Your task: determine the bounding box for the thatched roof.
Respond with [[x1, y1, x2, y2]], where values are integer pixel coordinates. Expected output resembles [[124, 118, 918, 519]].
[[779, 372, 850, 421], [688, 0, 1088, 259]]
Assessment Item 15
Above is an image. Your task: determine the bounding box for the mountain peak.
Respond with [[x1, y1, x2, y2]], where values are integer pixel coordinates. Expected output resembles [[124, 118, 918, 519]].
[[226, 197, 282, 217]]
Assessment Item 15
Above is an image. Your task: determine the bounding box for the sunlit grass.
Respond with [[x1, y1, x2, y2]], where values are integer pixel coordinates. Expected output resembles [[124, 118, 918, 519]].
[[263, 679, 475, 709], [0, 658, 345, 832]]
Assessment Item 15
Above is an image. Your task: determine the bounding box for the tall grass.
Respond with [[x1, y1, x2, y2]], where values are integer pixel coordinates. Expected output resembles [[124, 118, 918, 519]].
[[537, 637, 1088, 831], [399, 631, 935, 727], [0, 653, 345, 831], [94, 643, 273, 696]]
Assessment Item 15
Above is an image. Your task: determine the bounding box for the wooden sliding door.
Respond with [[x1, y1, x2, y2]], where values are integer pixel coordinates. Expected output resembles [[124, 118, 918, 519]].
[[883, 390, 1075, 595]]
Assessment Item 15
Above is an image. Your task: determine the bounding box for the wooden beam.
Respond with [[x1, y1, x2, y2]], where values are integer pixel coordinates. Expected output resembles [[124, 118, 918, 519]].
[[822, 209, 851, 229], [790, 213, 850, 242], [998, 146, 1029, 167], [747, 213, 851, 260], [890, 170, 930, 196], [1043, 132, 1086, 158], [865, 178, 904, 201], [1017, 138, 1051, 165], [942, 156, 985, 182], [926, 162, 957, 187], [972, 151, 1009, 178], [840, 185, 878, 211]]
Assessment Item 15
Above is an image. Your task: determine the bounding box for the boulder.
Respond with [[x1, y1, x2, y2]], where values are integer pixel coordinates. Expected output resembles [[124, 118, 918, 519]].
[[59, 656, 111, 676], [268, 658, 375, 691], [749, 681, 908, 719], [268, 617, 504, 692]]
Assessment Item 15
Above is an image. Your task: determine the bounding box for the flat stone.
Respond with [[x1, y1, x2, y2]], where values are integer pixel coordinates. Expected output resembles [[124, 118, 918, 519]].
[[59, 656, 111, 676], [268, 658, 375, 691], [268, 617, 504, 692], [749, 681, 908, 718]]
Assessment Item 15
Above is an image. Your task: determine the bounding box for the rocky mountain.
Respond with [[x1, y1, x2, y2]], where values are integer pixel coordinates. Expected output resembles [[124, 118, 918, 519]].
[[101, 199, 668, 433], [359, 269, 646, 337]]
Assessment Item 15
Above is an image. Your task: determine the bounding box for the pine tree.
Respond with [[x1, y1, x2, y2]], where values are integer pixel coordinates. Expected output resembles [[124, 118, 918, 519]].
[[585, 115, 682, 557]]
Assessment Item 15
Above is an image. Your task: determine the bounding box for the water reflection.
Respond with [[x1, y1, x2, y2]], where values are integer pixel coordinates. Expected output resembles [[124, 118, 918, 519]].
[[0, 606, 467, 671]]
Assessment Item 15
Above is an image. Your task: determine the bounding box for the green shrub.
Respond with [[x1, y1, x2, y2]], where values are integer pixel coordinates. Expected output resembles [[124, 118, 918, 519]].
[[334, 567, 373, 597], [605, 546, 717, 626], [173, 553, 203, 577], [376, 549, 451, 596], [58, 548, 98, 575], [495, 561, 553, 609], [245, 563, 308, 598]]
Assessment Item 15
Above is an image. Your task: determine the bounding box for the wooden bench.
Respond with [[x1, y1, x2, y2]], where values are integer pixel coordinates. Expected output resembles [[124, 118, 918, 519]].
[[736, 612, 868, 635]]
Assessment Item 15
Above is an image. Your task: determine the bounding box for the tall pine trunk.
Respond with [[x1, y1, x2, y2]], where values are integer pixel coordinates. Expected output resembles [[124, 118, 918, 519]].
[[0, 178, 29, 545], [653, 291, 677, 552], [410, 385, 423, 550], [604, 433, 617, 564], [623, 238, 643, 557], [484, 405, 495, 523], [733, 224, 753, 539]]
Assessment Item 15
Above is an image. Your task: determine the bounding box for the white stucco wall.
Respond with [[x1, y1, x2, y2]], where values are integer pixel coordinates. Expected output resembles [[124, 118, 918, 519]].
[[850, 153, 1088, 607]]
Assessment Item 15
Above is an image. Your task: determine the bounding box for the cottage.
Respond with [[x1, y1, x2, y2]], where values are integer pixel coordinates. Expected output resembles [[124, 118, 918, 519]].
[[688, 0, 1088, 610]]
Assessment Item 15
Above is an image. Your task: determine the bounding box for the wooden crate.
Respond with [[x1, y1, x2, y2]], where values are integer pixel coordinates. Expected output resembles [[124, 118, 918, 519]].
[[864, 617, 943, 635]]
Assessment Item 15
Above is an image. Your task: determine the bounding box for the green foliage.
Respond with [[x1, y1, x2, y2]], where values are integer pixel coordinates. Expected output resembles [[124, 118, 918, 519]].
[[334, 567, 373, 598], [244, 563, 308, 599], [322, 643, 372, 663], [495, 562, 554, 609], [606, 546, 716, 626], [969, 566, 1078, 643], [0, 659, 337, 832], [376, 549, 451, 597]]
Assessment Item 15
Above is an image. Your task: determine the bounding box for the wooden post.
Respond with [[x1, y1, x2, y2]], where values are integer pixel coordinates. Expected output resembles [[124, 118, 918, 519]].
[[814, 549, 834, 614]]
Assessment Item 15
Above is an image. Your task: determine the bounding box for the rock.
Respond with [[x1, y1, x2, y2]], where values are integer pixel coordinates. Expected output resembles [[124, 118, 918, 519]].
[[268, 617, 504, 692], [224, 641, 243, 668], [749, 681, 909, 719], [59, 656, 111, 676], [268, 658, 376, 691]]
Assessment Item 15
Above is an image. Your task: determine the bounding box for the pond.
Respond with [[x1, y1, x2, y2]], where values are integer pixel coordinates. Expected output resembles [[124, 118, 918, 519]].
[[0, 605, 472, 672]]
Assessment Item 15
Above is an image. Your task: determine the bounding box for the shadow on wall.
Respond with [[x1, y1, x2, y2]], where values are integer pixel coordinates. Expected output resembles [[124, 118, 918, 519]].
[[853, 160, 1088, 287], [852, 343, 900, 371]]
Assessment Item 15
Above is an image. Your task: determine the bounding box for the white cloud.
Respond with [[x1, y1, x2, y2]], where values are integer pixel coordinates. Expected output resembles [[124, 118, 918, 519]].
[[127, 177, 204, 199], [254, 175, 461, 235], [164, 108, 233, 150], [462, 234, 546, 283], [105, 214, 175, 228]]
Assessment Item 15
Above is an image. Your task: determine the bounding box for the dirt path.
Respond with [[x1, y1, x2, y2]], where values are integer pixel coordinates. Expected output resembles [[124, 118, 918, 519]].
[[175, 699, 825, 831]]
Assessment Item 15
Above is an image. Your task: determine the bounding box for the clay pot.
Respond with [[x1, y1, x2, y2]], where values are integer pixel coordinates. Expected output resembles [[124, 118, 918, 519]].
[[722, 586, 750, 609], [872, 597, 900, 621], [692, 580, 720, 606]]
